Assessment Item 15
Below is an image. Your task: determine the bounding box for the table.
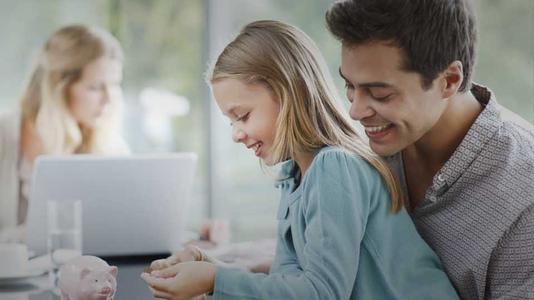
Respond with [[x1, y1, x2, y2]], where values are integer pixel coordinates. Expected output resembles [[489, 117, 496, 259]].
[[0, 239, 277, 300], [0, 255, 166, 300]]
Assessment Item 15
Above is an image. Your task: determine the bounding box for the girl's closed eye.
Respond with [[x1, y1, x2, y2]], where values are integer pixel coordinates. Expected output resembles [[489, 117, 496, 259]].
[[229, 112, 249, 126], [236, 112, 250, 122]]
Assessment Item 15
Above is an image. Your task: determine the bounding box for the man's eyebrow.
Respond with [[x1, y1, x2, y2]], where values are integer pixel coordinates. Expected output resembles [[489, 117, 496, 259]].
[[359, 82, 393, 88], [338, 68, 393, 89]]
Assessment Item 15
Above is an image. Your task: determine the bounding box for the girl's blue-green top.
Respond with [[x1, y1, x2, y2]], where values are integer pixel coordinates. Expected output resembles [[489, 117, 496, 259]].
[[213, 146, 458, 299]]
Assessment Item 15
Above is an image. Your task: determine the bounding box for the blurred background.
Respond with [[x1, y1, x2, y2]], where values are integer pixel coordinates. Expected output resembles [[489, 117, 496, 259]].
[[0, 0, 532, 242]]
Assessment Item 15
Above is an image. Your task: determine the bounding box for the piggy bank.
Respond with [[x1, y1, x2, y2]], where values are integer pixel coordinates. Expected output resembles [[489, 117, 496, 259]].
[[58, 255, 118, 300]]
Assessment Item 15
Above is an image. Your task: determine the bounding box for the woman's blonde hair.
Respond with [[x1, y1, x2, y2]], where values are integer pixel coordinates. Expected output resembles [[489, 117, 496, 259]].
[[209, 20, 403, 212], [20, 24, 126, 155]]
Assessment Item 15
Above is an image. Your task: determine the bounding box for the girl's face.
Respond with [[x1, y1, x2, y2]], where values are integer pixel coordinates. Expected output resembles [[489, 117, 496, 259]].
[[67, 56, 123, 128], [212, 78, 280, 165]]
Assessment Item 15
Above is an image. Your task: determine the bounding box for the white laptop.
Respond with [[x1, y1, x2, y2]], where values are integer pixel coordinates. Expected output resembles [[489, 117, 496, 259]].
[[26, 153, 197, 257]]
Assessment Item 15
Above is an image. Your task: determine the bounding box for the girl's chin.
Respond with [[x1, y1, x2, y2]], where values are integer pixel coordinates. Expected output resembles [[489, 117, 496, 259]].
[[261, 155, 276, 166]]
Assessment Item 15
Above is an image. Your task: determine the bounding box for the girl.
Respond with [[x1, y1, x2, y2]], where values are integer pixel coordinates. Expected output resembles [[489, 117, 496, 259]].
[[141, 20, 458, 299], [0, 25, 128, 242]]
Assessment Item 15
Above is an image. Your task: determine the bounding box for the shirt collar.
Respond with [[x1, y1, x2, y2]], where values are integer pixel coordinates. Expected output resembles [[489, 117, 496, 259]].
[[430, 83, 501, 195]]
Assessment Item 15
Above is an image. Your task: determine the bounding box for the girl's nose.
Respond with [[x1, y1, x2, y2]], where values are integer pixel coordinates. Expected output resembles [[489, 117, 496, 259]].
[[232, 126, 247, 143]]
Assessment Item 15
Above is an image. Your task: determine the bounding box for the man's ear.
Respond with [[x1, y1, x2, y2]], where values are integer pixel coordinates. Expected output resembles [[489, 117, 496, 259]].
[[441, 60, 464, 99]]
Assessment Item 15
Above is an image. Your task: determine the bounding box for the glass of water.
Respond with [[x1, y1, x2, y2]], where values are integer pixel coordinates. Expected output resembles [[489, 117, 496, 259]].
[[47, 199, 82, 286]]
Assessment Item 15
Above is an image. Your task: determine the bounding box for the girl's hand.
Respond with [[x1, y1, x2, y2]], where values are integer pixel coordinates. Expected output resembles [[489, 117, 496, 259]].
[[141, 261, 216, 300], [150, 245, 214, 271]]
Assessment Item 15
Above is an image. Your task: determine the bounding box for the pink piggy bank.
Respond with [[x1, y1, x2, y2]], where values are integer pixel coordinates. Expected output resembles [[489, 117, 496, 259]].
[[58, 255, 118, 300]]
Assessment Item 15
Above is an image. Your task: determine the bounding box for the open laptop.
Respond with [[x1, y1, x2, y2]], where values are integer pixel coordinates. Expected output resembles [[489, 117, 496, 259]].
[[26, 153, 197, 257]]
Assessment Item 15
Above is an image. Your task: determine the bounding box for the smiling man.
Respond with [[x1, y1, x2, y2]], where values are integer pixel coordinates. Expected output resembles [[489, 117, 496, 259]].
[[326, 0, 534, 299]]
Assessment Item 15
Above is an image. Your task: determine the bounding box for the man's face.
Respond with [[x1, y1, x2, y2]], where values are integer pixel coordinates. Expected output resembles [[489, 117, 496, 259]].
[[340, 42, 448, 156]]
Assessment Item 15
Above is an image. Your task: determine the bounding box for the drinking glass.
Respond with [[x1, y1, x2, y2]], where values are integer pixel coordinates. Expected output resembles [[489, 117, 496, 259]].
[[47, 199, 82, 286]]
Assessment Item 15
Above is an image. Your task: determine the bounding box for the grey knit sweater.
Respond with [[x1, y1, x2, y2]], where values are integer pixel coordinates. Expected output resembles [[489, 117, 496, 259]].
[[387, 84, 534, 299]]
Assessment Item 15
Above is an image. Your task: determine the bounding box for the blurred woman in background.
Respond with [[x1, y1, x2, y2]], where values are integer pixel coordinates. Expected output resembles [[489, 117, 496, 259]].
[[0, 24, 128, 242]]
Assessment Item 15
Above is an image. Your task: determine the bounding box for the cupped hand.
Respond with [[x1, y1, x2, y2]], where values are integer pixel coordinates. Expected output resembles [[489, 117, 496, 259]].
[[141, 261, 216, 300], [149, 245, 206, 272]]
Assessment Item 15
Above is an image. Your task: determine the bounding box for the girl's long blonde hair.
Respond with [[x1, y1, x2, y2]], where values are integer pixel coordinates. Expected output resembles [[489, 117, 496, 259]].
[[209, 20, 403, 212], [20, 24, 127, 155]]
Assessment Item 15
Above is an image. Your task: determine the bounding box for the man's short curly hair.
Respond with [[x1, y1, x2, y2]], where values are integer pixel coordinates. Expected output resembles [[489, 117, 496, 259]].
[[326, 0, 477, 92]]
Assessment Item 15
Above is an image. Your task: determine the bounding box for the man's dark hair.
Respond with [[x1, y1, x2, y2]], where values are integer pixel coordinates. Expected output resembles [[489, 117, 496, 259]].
[[326, 0, 477, 92]]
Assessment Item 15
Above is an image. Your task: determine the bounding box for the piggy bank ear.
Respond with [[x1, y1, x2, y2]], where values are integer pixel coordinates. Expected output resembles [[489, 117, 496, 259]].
[[80, 268, 91, 279], [109, 266, 118, 278]]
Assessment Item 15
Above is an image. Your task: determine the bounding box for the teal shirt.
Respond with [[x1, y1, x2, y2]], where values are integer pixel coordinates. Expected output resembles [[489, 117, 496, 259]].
[[213, 146, 458, 299]]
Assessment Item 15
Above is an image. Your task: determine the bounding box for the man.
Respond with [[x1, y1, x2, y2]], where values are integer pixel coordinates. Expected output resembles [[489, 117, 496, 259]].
[[326, 0, 534, 299]]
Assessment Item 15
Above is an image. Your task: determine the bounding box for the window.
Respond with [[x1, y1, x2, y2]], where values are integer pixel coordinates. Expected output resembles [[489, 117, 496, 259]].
[[474, 0, 534, 123]]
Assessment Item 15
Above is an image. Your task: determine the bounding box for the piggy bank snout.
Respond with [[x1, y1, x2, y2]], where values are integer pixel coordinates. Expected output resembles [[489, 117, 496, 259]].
[[100, 286, 112, 294]]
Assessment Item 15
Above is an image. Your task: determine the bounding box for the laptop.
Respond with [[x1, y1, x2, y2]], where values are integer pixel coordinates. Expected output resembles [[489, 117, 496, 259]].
[[26, 153, 197, 257]]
